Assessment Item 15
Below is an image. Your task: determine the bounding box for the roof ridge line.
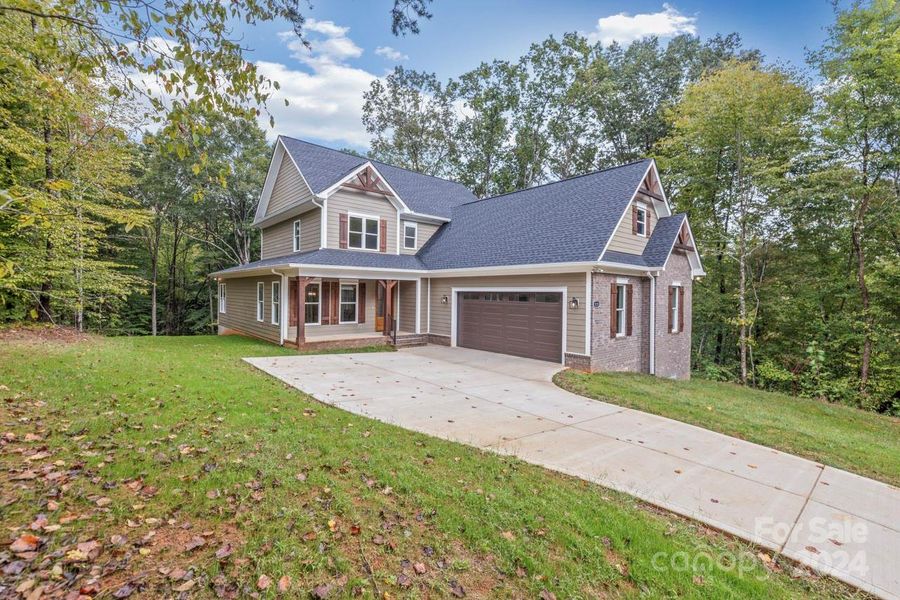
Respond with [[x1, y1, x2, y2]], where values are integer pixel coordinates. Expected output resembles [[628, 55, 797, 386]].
[[457, 158, 653, 207]]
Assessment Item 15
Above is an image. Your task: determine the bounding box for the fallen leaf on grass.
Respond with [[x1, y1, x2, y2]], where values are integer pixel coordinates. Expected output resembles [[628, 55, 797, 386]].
[[449, 580, 465, 597], [184, 536, 206, 552], [10, 534, 40, 553], [501, 531, 515, 541], [257, 574, 272, 590], [173, 580, 196, 592], [215, 543, 233, 560], [539, 590, 556, 600], [277, 575, 291, 593], [311, 583, 331, 598]]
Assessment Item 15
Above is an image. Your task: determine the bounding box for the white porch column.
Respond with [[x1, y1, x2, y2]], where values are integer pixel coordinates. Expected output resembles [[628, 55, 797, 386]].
[[415, 278, 422, 334]]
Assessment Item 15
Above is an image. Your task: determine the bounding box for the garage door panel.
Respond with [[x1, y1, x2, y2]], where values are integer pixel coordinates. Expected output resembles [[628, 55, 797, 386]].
[[458, 292, 563, 363]]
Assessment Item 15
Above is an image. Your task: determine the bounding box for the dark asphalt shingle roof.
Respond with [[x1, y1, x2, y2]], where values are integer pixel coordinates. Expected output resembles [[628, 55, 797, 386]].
[[212, 248, 425, 276], [280, 137, 476, 219], [417, 159, 652, 270]]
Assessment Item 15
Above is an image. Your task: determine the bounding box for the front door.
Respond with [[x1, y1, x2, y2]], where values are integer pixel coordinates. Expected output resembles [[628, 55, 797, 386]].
[[375, 283, 385, 332]]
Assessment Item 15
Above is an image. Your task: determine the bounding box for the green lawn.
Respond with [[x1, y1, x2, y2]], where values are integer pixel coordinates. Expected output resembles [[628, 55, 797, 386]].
[[0, 332, 865, 599], [556, 370, 900, 487]]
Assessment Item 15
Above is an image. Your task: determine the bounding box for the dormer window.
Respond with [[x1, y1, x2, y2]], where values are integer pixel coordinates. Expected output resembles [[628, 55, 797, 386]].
[[635, 206, 647, 237]]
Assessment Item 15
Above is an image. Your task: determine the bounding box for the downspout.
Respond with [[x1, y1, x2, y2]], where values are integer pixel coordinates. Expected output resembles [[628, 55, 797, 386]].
[[312, 196, 326, 248], [648, 271, 656, 375]]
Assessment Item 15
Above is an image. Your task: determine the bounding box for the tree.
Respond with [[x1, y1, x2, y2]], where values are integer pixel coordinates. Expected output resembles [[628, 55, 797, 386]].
[[657, 61, 812, 384], [362, 68, 458, 177], [809, 0, 900, 393]]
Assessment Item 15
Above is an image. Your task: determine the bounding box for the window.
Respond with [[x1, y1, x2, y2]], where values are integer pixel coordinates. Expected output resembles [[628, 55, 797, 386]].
[[403, 221, 417, 249], [349, 215, 379, 250], [670, 285, 680, 333], [292, 219, 301, 252], [218, 283, 226, 313], [636, 206, 647, 236], [256, 282, 265, 322], [339, 284, 358, 323], [305, 283, 320, 325], [271, 281, 281, 325], [615, 284, 626, 336]]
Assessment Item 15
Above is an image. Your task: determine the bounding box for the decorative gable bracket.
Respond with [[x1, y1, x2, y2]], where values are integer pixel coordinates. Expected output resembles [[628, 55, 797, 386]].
[[342, 166, 391, 196]]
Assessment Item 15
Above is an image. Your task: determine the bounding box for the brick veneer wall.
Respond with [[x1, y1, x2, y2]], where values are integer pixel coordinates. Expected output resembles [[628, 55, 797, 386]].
[[653, 251, 692, 379], [589, 273, 650, 373]]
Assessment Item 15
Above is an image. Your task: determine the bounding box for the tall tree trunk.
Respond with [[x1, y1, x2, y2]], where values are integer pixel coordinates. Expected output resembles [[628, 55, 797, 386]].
[[149, 216, 161, 336], [165, 217, 181, 335], [735, 129, 749, 385], [37, 117, 53, 322], [852, 191, 871, 392]]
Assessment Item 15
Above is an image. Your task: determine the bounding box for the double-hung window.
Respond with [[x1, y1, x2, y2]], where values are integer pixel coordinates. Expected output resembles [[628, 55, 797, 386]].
[[349, 216, 379, 250], [635, 206, 647, 236], [339, 284, 358, 323], [218, 283, 226, 313], [305, 283, 321, 325], [292, 219, 302, 252], [271, 281, 281, 325], [403, 221, 417, 250], [615, 284, 626, 336], [256, 282, 265, 322]]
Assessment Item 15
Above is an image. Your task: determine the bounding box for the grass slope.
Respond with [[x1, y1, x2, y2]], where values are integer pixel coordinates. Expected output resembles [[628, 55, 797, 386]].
[[556, 371, 900, 487], [0, 333, 864, 598]]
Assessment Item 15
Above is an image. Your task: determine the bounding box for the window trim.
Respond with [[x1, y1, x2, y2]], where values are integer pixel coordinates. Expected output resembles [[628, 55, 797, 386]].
[[635, 205, 647, 237], [615, 283, 626, 337], [256, 282, 265, 322], [347, 212, 380, 252], [271, 281, 281, 325], [218, 283, 226, 313], [292, 219, 302, 252], [670, 284, 680, 333], [402, 221, 417, 249], [338, 282, 359, 324], [304, 282, 322, 326]]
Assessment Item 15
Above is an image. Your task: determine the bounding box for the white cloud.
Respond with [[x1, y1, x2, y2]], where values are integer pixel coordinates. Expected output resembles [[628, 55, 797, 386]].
[[587, 3, 697, 46], [259, 23, 378, 146], [375, 46, 409, 62]]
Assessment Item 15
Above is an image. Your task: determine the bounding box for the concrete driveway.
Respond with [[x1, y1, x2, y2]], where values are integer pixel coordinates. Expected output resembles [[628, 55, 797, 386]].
[[245, 346, 899, 600]]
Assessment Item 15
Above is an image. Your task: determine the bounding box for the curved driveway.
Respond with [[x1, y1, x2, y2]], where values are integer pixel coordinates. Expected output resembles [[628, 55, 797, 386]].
[[245, 346, 899, 599]]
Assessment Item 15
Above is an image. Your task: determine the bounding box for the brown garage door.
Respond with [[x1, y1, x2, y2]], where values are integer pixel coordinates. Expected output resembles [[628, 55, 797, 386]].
[[458, 292, 563, 362]]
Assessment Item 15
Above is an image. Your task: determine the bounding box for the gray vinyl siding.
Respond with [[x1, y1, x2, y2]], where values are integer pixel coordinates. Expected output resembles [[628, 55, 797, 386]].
[[399, 221, 441, 255], [325, 189, 398, 253], [261, 207, 321, 259], [266, 156, 314, 217], [427, 272, 587, 355], [606, 198, 656, 255], [218, 275, 281, 344], [398, 280, 417, 332]]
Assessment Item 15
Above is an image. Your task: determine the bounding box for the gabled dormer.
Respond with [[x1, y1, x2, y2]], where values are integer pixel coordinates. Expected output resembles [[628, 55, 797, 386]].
[[604, 162, 670, 256]]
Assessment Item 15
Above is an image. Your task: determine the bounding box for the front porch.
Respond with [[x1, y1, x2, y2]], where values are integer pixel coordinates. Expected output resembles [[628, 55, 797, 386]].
[[284, 276, 423, 350]]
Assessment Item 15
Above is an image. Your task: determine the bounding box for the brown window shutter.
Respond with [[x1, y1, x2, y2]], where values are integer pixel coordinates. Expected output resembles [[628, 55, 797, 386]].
[[358, 282, 366, 323], [631, 205, 637, 234], [609, 283, 617, 338], [668, 286, 674, 332], [332, 282, 340, 324], [321, 282, 330, 324], [379, 218, 387, 252], [678, 287, 685, 333], [626, 284, 633, 337], [289, 279, 298, 327], [339, 213, 348, 248]]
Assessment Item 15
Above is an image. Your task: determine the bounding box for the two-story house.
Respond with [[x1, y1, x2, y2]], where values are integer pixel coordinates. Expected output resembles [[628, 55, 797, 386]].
[[211, 136, 704, 378]]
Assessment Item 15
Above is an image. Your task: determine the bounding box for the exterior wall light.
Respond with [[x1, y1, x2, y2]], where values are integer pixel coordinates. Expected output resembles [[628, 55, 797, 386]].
[[441, 295, 449, 304], [569, 297, 579, 310]]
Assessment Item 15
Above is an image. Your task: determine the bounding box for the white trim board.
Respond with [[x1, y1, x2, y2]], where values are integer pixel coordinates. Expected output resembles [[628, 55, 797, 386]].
[[449, 286, 568, 364]]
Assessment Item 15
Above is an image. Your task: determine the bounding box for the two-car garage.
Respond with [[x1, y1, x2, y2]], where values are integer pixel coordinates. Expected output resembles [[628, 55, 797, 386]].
[[456, 291, 564, 362]]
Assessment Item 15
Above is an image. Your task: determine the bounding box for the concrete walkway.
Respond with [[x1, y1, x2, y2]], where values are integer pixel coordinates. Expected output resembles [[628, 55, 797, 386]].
[[245, 346, 899, 599]]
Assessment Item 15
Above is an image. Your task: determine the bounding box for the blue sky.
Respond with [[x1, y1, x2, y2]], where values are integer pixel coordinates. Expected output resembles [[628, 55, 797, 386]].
[[240, 1, 837, 149]]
